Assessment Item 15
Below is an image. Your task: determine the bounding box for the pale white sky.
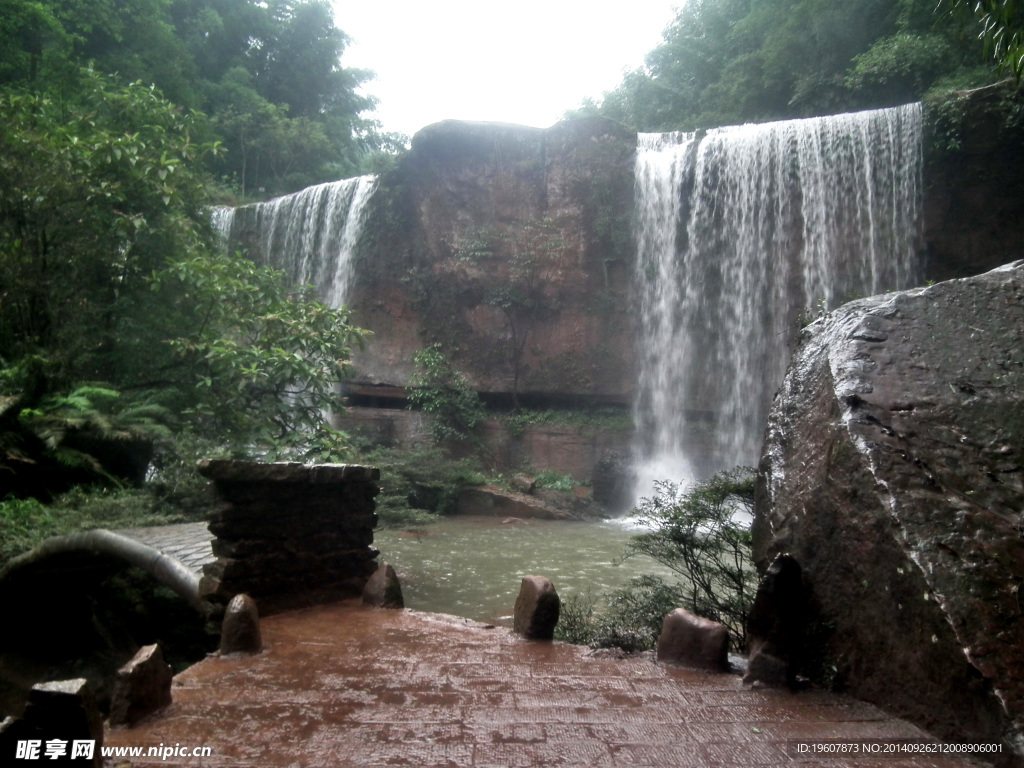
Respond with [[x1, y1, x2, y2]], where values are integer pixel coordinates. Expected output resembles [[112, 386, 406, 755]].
[[334, 1, 680, 138]]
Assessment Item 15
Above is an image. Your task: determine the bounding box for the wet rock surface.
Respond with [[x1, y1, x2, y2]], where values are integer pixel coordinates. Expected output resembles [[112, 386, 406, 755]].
[[755, 261, 1024, 757], [348, 118, 638, 405], [104, 600, 987, 767], [109, 644, 173, 726], [743, 554, 808, 688], [219, 594, 262, 655], [1, 679, 103, 766], [457, 485, 577, 520], [656, 608, 729, 671], [513, 575, 561, 640], [362, 562, 404, 609]]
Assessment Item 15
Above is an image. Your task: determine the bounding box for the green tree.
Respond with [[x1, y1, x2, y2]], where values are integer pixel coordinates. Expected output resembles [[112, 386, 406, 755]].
[[572, 0, 997, 132], [942, 0, 1024, 79], [0, 70, 219, 390], [150, 253, 368, 460], [406, 345, 486, 444], [0, 0, 388, 197], [0, 68, 370, 496], [626, 468, 757, 651]]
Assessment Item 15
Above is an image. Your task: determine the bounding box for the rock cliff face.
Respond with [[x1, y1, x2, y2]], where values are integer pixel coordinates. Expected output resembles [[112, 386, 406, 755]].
[[347, 118, 637, 406], [924, 85, 1024, 283], [754, 262, 1024, 756]]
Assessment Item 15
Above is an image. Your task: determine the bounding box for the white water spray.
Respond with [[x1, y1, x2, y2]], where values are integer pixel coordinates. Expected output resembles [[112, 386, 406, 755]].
[[213, 175, 377, 308], [633, 104, 923, 497]]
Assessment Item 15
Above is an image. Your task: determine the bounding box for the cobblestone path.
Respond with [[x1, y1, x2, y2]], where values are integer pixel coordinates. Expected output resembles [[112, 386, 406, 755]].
[[114, 522, 215, 576]]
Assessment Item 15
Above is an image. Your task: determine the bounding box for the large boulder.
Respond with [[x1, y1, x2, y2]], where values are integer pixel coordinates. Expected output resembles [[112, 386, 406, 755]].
[[754, 261, 1024, 757]]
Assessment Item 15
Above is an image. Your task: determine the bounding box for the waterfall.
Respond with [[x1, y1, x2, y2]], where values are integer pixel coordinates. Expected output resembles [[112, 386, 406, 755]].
[[213, 175, 377, 308], [632, 103, 923, 495]]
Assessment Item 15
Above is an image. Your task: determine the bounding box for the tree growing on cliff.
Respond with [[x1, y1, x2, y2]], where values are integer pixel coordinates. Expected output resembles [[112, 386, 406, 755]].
[[406, 345, 485, 444]]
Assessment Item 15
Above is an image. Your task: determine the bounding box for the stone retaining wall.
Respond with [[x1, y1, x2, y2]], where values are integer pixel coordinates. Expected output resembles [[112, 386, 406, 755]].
[[197, 460, 380, 616]]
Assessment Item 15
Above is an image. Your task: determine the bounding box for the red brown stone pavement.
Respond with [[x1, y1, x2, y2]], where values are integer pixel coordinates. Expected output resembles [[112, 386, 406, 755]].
[[105, 601, 991, 768]]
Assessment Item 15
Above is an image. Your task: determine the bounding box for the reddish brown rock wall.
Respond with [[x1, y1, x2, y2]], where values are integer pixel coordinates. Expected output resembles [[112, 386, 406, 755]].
[[342, 406, 632, 485], [348, 118, 637, 405]]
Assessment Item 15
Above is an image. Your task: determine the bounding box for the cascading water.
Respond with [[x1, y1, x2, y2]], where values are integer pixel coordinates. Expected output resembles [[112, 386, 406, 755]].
[[632, 103, 923, 496], [213, 175, 377, 308]]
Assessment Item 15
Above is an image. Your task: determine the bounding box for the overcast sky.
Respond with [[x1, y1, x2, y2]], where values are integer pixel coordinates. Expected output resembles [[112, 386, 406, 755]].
[[334, 1, 680, 139]]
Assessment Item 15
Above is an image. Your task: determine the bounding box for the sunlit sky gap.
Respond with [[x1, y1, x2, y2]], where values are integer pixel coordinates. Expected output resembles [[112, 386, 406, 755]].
[[334, 1, 681, 139]]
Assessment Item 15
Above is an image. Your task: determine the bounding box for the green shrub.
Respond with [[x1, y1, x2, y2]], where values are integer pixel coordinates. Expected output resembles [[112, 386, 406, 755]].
[[556, 468, 757, 654], [555, 592, 599, 646], [534, 470, 577, 492], [500, 407, 632, 436], [0, 485, 203, 565], [555, 576, 685, 652], [357, 446, 485, 530], [627, 467, 757, 652], [406, 345, 486, 444]]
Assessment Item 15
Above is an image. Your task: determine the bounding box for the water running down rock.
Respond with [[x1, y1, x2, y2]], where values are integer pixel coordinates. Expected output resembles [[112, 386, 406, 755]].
[[633, 104, 924, 492], [213, 174, 377, 309]]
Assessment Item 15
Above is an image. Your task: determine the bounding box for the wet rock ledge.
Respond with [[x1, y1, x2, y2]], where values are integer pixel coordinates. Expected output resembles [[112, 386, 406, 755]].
[[197, 460, 380, 617]]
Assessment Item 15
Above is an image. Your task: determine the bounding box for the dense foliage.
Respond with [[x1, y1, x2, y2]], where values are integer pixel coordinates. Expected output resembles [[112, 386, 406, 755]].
[[0, 0, 401, 198], [556, 575, 686, 652], [0, 69, 369, 503], [572, 0, 1004, 131], [355, 445, 487, 529], [406, 345, 486, 444], [150, 253, 366, 459], [942, 0, 1024, 79], [557, 468, 757, 653]]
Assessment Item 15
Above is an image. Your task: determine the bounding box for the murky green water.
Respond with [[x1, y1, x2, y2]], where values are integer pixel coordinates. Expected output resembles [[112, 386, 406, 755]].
[[372, 516, 676, 626]]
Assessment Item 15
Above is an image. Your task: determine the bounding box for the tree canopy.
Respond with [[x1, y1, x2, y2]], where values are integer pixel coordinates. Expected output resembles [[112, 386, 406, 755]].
[[0, 0, 388, 500], [941, 0, 1024, 80], [0, 0, 401, 198], [572, 0, 1003, 131]]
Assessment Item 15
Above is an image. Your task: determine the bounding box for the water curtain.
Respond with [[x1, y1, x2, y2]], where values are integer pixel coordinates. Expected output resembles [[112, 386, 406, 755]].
[[212, 175, 378, 308], [633, 104, 923, 494]]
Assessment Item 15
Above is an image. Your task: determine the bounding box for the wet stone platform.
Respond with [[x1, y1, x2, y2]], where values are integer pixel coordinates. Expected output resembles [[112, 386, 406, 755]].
[[105, 601, 988, 768]]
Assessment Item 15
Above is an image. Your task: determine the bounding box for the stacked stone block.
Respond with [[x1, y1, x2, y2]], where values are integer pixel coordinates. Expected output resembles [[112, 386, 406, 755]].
[[197, 460, 380, 616]]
